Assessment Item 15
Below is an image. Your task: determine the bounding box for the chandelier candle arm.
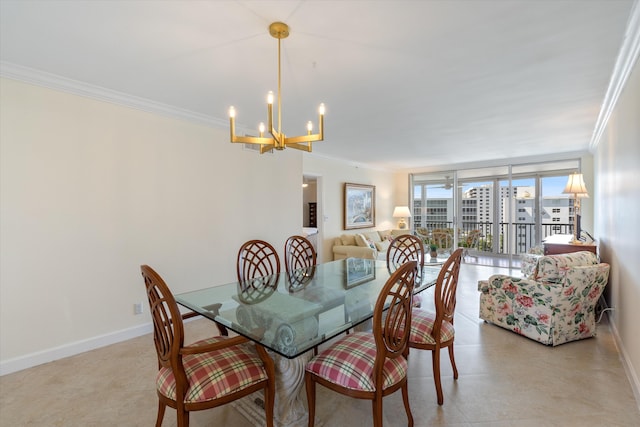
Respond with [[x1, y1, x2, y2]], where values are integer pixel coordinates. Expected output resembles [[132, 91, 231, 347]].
[[228, 22, 325, 154]]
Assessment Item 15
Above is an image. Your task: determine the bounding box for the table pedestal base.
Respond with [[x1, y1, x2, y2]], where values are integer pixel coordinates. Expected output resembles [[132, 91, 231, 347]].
[[271, 350, 313, 427], [232, 349, 319, 427]]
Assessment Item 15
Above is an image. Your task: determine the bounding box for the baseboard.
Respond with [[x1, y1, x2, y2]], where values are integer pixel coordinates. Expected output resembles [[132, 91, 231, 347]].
[[606, 310, 640, 412], [0, 322, 153, 376]]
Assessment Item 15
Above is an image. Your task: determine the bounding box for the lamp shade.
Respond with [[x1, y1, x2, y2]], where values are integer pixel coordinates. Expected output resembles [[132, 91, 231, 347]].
[[562, 172, 589, 197], [393, 206, 412, 218]]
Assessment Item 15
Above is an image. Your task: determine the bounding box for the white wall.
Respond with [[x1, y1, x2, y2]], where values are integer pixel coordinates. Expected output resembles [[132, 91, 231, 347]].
[[594, 58, 640, 399], [302, 156, 400, 263], [0, 78, 303, 371]]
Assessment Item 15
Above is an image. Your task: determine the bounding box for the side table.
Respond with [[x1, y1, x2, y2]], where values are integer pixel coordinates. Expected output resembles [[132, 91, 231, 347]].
[[543, 242, 597, 255]]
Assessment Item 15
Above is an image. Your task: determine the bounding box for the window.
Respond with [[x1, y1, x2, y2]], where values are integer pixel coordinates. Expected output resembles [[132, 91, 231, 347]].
[[410, 159, 581, 261]]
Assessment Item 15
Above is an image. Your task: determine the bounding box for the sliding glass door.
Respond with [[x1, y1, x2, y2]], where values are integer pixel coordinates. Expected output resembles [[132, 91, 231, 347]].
[[410, 159, 582, 268]]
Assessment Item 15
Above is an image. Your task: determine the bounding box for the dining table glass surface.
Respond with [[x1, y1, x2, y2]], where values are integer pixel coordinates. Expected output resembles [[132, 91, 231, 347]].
[[176, 258, 443, 359]]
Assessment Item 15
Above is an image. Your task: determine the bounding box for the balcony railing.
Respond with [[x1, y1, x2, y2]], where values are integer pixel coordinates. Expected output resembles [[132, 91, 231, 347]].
[[414, 221, 574, 256]]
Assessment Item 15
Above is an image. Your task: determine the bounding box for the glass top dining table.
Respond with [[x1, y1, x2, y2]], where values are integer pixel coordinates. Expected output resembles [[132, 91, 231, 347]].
[[176, 258, 443, 359]]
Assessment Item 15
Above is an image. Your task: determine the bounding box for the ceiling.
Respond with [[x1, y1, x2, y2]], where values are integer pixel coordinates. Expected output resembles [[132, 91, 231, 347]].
[[0, 1, 635, 171]]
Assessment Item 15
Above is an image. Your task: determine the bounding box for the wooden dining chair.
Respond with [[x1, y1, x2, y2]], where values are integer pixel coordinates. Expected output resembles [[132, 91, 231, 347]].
[[407, 248, 463, 405], [237, 239, 281, 290], [386, 234, 424, 273], [387, 234, 424, 308], [305, 261, 418, 427], [284, 235, 317, 290], [140, 265, 275, 427]]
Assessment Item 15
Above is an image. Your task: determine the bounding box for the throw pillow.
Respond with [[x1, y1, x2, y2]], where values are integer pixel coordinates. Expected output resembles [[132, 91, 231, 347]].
[[366, 238, 376, 250], [354, 234, 369, 247]]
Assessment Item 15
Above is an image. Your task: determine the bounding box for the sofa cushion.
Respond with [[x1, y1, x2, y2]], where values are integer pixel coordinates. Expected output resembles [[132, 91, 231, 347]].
[[390, 229, 411, 238], [340, 234, 357, 246], [354, 234, 370, 248], [534, 251, 599, 282], [355, 233, 377, 250], [377, 229, 393, 241], [364, 231, 382, 243], [375, 240, 390, 252]]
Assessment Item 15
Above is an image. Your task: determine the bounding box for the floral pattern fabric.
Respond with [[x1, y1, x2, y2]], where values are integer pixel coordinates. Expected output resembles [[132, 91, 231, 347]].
[[520, 254, 542, 279], [478, 252, 609, 346]]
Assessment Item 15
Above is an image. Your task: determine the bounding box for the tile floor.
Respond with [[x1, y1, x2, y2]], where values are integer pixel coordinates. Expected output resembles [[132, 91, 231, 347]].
[[1, 263, 639, 426]]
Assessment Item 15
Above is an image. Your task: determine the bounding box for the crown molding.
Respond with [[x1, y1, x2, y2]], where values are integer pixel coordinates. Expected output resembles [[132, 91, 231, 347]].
[[590, 0, 640, 151], [0, 61, 228, 129]]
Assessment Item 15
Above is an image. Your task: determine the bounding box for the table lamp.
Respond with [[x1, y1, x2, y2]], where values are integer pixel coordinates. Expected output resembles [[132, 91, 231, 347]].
[[562, 172, 589, 243], [393, 206, 411, 230]]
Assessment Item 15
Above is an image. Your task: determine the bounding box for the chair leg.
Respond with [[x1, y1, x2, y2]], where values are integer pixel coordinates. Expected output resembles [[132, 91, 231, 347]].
[[372, 395, 383, 427], [448, 344, 459, 380], [155, 401, 166, 427], [305, 374, 316, 427], [177, 408, 189, 427], [255, 344, 275, 427], [216, 322, 229, 336], [264, 382, 275, 427], [432, 349, 444, 405], [401, 382, 414, 427]]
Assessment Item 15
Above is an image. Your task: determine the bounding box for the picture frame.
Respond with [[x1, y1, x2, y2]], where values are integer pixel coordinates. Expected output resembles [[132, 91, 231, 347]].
[[344, 183, 375, 229], [344, 258, 376, 289]]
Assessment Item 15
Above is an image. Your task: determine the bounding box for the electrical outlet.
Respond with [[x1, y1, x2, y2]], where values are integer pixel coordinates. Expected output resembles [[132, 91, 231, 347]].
[[134, 302, 144, 315]]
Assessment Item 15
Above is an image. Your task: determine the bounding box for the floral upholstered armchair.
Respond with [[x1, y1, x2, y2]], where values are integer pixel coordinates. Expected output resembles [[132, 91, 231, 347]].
[[478, 251, 610, 346]]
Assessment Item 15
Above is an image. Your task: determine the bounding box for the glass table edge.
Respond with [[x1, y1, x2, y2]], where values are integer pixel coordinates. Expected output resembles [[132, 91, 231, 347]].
[[174, 261, 440, 359]]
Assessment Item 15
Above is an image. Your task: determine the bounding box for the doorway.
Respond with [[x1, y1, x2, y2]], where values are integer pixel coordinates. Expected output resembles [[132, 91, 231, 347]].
[[303, 175, 323, 261]]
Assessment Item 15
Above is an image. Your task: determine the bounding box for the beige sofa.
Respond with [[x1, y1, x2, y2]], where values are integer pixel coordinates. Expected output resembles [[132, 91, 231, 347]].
[[332, 229, 411, 260]]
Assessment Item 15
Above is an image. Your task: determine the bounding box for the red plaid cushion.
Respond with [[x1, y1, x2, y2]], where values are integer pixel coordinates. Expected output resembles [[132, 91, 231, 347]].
[[305, 332, 407, 392], [157, 338, 268, 403], [409, 310, 455, 345]]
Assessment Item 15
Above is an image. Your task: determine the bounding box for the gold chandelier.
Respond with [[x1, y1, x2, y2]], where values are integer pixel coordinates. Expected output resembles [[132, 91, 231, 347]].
[[228, 22, 325, 154]]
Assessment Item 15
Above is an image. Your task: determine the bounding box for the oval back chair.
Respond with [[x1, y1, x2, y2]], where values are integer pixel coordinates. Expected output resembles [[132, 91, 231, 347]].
[[237, 239, 281, 292], [284, 235, 317, 290], [408, 247, 463, 405], [305, 260, 418, 427], [386, 234, 425, 273], [140, 265, 275, 427]]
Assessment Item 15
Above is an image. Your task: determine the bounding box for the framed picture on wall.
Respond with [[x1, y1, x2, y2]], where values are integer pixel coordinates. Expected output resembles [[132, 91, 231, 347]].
[[344, 183, 375, 229]]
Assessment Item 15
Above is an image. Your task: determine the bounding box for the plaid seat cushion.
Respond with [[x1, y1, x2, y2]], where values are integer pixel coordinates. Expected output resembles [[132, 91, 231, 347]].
[[409, 310, 455, 345], [157, 337, 268, 403], [305, 332, 407, 392]]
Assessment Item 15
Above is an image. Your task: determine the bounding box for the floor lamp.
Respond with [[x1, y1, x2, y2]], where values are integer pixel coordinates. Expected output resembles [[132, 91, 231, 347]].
[[562, 172, 589, 243]]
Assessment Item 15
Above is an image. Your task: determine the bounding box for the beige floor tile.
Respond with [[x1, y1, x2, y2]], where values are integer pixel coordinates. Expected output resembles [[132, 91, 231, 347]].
[[1, 263, 639, 426]]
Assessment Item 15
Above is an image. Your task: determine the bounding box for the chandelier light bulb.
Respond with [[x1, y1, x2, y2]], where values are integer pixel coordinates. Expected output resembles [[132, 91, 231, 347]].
[[307, 121, 313, 132], [229, 106, 236, 118], [267, 91, 274, 105], [318, 103, 325, 115], [259, 122, 265, 134]]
